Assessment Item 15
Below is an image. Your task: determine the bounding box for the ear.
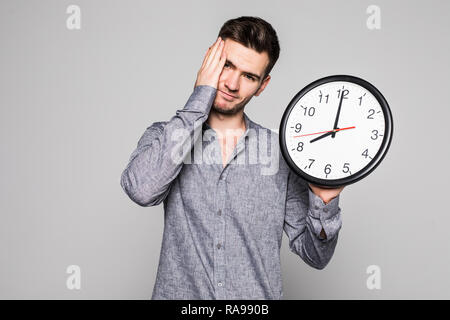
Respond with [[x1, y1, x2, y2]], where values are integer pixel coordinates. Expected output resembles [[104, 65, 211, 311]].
[[254, 75, 271, 97]]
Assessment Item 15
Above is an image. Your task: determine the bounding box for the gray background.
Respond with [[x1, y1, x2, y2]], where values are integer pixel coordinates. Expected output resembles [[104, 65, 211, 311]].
[[1, 0, 449, 299]]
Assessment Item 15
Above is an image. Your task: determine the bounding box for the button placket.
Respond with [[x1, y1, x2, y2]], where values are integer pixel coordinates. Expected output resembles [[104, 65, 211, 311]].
[[213, 168, 227, 299]]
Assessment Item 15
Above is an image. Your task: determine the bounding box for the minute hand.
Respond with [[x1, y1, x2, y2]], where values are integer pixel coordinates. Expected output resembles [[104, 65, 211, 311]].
[[331, 90, 348, 138]]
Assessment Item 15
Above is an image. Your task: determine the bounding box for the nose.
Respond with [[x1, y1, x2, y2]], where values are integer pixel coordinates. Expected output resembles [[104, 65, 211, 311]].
[[224, 70, 240, 92]]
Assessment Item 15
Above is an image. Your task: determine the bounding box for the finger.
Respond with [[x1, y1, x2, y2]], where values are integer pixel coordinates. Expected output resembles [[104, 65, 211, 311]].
[[200, 46, 212, 69], [206, 39, 224, 70], [214, 51, 226, 75], [211, 41, 225, 70], [204, 38, 221, 69], [204, 38, 222, 69], [200, 39, 218, 69]]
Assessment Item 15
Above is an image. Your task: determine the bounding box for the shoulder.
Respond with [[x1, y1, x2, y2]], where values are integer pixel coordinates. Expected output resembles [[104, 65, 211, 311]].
[[136, 121, 168, 145]]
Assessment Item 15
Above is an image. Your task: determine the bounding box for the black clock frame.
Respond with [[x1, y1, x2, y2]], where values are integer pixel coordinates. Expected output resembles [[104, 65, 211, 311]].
[[279, 75, 393, 188]]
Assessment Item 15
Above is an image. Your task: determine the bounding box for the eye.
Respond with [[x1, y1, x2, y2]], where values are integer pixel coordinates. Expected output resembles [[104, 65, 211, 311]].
[[245, 74, 255, 81], [224, 63, 230, 68]]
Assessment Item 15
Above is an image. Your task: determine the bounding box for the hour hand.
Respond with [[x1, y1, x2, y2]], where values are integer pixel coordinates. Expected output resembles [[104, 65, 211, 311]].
[[310, 130, 335, 143]]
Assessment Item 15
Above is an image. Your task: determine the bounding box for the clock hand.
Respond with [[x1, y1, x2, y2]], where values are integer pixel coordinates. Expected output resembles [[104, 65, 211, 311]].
[[293, 126, 356, 138], [308, 126, 356, 143], [310, 130, 334, 143], [331, 89, 349, 138]]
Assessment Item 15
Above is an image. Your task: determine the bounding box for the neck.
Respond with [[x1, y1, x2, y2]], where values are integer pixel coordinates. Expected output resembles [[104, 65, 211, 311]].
[[206, 109, 247, 136]]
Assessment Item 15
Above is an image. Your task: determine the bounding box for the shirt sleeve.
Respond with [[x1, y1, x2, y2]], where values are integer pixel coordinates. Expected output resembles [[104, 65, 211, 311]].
[[283, 169, 343, 269], [120, 85, 217, 207]]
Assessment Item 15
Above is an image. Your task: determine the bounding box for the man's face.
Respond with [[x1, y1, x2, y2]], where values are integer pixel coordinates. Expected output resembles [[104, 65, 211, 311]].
[[212, 39, 271, 115]]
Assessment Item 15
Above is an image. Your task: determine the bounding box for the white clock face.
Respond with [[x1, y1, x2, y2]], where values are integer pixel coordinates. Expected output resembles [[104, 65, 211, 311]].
[[284, 81, 386, 181]]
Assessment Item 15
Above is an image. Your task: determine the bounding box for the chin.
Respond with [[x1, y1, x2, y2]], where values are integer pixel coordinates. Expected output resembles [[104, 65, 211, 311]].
[[214, 97, 231, 109], [212, 105, 234, 115], [212, 102, 245, 115]]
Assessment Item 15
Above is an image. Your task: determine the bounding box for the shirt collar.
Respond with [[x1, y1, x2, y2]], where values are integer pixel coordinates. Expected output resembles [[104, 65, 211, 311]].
[[202, 112, 253, 140]]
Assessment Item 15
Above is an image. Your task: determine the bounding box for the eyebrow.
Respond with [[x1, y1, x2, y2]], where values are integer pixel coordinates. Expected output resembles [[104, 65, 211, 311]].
[[225, 59, 262, 81]]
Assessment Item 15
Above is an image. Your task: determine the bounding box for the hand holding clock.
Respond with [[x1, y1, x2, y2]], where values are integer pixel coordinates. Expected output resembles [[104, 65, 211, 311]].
[[309, 183, 345, 204]]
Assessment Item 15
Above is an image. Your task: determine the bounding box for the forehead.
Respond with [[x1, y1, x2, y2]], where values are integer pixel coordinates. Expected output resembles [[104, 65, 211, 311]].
[[223, 39, 269, 77]]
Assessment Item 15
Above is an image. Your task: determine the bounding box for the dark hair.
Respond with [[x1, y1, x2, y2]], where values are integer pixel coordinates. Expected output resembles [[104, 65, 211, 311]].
[[218, 16, 280, 80]]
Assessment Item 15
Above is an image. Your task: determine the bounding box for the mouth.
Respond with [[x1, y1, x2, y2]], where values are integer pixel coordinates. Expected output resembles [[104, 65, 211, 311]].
[[219, 90, 237, 101]]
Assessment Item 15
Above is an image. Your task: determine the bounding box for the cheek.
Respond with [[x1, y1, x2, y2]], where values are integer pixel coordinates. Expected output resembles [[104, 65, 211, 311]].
[[242, 83, 260, 97]]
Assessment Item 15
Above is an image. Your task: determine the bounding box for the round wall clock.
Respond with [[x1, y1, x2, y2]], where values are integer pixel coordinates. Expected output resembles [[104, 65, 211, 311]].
[[279, 75, 393, 188]]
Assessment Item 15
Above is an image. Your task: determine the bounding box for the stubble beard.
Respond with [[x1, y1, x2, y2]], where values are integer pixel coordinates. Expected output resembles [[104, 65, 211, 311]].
[[212, 97, 248, 115]]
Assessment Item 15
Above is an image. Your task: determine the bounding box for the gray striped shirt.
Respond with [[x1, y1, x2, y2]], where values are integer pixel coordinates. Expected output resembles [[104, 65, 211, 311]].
[[120, 85, 342, 300]]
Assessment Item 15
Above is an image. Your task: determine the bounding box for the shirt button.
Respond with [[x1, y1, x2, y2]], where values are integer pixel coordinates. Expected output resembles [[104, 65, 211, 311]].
[[218, 282, 223, 287], [324, 208, 329, 213], [217, 243, 221, 249]]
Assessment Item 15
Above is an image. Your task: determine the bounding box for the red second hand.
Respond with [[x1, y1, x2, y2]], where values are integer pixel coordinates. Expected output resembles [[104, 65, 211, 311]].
[[293, 126, 356, 138]]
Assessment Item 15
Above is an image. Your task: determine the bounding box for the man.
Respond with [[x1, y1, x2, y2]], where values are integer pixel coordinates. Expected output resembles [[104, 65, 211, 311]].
[[120, 16, 344, 300]]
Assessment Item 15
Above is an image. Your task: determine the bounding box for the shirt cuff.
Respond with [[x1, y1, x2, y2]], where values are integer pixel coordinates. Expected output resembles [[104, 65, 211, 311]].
[[307, 187, 342, 241], [184, 85, 217, 113], [308, 187, 340, 220]]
